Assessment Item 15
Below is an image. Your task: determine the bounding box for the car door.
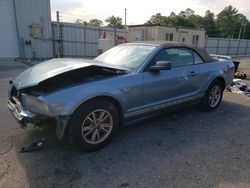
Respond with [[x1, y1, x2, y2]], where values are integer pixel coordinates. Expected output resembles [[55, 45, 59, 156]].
[[143, 47, 203, 109]]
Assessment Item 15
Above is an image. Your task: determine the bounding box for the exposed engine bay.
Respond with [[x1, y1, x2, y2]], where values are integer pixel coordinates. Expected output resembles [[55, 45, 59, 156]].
[[19, 66, 128, 96]]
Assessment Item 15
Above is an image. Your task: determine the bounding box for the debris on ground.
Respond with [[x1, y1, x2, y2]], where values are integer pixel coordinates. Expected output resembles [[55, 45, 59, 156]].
[[234, 71, 247, 79], [19, 138, 45, 153], [227, 79, 250, 97]]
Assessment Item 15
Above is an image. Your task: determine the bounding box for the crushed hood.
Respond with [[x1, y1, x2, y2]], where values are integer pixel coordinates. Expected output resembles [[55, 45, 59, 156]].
[[14, 58, 128, 90]]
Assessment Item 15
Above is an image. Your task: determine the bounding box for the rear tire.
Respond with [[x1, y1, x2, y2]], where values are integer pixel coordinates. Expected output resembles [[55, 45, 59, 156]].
[[201, 80, 224, 111], [68, 99, 119, 151]]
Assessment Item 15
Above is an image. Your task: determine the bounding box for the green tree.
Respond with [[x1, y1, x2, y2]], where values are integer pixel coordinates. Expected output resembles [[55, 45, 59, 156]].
[[188, 15, 204, 28], [89, 19, 103, 26], [105, 16, 124, 29], [170, 12, 176, 17], [145, 6, 250, 39], [243, 23, 250, 39], [203, 10, 218, 37], [179, 8, 195, 17], [146, 13, 168, 25], [216, 5, 246, 38], [168, 15, 194, 27], [75, 19, 85, 24]]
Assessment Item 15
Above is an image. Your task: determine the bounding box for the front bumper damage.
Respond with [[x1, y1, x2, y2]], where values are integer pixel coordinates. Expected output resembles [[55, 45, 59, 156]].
[[7, 97, 69, 140], [7, 98, 42, 128], [7, 83, 70, 139]]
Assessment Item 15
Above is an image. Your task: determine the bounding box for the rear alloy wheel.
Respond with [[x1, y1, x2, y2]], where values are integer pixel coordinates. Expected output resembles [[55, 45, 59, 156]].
[[208, 85, 221, 108], [68, 100, 119, 151], [201, 80, 224, 111]]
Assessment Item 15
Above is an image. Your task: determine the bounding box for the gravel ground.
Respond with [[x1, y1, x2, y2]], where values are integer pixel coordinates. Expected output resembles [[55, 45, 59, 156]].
[[0, 58, 250, 188]]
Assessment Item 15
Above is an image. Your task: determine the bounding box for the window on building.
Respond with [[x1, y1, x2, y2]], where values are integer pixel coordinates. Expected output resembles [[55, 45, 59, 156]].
[[196, 35, 199, 45], [192, 35, 196, 44], [165, 33, 169, 40], [165, 33, 173, 41], [192, 35, 199, 45], [169, 33, 173, 41]]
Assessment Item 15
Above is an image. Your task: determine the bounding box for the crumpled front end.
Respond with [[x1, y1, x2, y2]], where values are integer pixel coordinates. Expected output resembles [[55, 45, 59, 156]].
[[7, 82, 70, 139], [7, 82, 43, 128], [7, 59, 129, 139]]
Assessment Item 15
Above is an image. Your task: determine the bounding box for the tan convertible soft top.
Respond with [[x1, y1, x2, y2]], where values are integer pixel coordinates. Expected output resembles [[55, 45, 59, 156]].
[[137, 41, 217, 63]]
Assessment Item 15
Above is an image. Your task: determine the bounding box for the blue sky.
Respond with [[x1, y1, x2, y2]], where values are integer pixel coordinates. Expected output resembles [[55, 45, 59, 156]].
[[50, 0, 250, 25]]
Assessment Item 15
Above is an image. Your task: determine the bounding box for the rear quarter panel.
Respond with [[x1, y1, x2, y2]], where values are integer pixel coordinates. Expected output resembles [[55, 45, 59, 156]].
[[198, 59, 234, 93]]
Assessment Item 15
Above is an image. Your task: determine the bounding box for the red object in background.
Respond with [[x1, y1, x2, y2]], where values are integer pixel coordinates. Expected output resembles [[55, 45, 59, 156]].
[[117, 35, 125, 44], [101, 32, 106, 39]]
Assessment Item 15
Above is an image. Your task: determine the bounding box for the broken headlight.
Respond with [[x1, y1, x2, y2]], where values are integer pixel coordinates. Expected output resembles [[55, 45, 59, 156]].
[[25, 95, 54, 116]]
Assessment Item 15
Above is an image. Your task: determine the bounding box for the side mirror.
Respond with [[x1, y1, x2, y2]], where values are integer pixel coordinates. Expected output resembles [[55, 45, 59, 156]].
[[149, 61, 171, 71]]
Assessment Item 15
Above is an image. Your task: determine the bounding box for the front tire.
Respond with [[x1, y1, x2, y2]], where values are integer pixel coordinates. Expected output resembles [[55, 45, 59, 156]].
[[201, 80, 224, 111], [68, 99, 119, 151]]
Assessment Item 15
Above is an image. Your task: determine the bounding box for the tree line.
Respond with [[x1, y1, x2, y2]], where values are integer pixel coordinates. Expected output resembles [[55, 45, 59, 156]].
[[75, 5, 250, 39], [75, 16, 124, 29], [146, 6, 250, 39]]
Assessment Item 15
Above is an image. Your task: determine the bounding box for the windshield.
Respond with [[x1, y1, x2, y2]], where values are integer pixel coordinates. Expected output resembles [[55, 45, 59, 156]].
[[95, 44, 157, 71]]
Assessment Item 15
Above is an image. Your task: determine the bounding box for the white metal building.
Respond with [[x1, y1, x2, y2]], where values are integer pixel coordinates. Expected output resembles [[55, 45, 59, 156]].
[[0, 0, 19, 59], [127, 24, 206, 47], [0, 0, 53, 59]]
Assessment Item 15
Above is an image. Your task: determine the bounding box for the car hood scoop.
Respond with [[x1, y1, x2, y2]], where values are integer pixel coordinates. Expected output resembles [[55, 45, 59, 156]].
[[14, 58, 128, 90]]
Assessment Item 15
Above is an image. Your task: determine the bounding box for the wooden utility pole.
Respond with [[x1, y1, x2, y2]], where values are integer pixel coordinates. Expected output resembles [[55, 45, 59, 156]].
[[56, 11, 61, 58], [242, 24, 247, 39], [124, 8, 127, 42], [125, 8, 127, 28], [238, 23, 243, 39]]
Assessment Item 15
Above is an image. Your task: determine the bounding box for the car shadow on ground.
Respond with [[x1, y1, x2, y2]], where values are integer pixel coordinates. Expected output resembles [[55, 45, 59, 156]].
[[15, 100, 250, 187]]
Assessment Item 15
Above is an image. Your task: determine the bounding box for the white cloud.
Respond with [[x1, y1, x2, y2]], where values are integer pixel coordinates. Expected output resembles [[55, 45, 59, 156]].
[[50, 0, 250, 24]]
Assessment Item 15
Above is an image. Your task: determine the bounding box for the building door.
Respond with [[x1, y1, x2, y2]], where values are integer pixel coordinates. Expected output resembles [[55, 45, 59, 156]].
[[0, 0, 19, 59]]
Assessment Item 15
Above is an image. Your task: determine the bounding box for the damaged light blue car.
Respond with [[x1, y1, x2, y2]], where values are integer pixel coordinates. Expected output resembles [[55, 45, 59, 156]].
[[7, 41, 235, 151]]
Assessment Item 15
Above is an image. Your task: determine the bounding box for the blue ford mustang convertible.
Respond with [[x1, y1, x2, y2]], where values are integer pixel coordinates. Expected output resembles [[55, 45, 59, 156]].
[[8, 41, 234, 150]]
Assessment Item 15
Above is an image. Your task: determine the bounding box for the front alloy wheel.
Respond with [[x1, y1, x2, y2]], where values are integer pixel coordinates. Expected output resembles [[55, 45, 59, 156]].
[[68, 100, 119, 151], [81, 109, 113, 144]]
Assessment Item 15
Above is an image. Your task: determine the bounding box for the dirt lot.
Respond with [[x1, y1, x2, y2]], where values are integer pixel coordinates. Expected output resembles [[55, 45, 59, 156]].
[[0, 58, 250, 188]]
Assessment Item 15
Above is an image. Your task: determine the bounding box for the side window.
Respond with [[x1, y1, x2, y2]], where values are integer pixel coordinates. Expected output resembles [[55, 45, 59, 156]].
[[194, 52, 204, 64], [153, 49, 169, 63], [165, 48, 194, 67], [152, 48, 194, 68]]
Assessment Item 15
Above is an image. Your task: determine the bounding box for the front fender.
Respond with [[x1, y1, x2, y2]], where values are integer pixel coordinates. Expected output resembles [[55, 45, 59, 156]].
[[44, 83, 126, 116], [63, 84, 125, 115], [43, 72, 143, 117]]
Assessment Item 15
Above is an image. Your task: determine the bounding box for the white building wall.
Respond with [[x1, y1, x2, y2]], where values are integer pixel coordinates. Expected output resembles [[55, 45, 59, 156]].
[[14, 0, 53, 58], [0, 0, 19, 59]]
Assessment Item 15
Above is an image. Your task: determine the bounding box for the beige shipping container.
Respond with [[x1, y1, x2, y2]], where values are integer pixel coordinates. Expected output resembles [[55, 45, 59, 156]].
[[127, 25, 206, 47]]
